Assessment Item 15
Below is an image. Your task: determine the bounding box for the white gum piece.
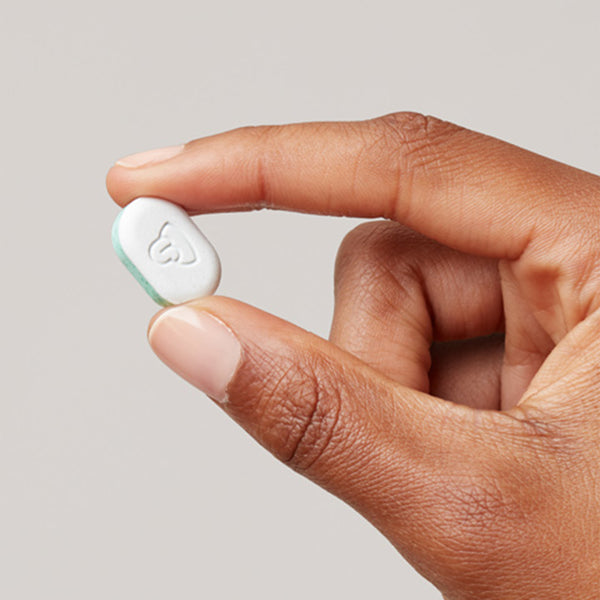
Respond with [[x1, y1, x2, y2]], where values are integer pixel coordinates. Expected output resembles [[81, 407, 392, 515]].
[[112, 197, 221, 305]]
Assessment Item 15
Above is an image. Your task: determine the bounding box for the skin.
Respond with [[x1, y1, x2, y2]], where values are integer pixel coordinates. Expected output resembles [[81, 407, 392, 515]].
[[106, 113, 600, 599]]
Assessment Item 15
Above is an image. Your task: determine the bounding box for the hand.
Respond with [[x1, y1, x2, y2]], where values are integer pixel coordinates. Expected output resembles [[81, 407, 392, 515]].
[[106, 113, 600, 599]]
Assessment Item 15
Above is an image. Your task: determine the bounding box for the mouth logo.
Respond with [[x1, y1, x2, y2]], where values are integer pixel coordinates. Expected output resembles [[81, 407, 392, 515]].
[[148, 222, 197, 265]]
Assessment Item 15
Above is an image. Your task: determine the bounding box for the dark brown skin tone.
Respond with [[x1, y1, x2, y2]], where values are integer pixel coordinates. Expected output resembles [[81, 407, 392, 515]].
[[107, 113, 600, 599]]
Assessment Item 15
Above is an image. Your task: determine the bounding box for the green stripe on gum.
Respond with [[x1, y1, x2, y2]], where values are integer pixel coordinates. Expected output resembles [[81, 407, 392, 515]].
[[112, 210, 170, 306]]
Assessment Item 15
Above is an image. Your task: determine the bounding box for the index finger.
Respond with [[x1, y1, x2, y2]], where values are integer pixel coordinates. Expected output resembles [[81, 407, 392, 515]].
[[106, 112, 600, 259]]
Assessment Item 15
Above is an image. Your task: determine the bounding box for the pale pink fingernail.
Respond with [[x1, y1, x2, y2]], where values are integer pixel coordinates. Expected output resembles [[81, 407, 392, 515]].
[[148, 307, 242, 403], [115, 145, 184, 168]]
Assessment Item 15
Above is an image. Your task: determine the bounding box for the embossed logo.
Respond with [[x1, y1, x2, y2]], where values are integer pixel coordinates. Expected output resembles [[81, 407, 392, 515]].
[[148, 222, 197, 265]]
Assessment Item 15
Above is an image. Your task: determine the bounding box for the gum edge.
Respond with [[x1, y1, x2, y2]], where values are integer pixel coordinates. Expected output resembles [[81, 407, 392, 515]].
[[111, 209, 171, 307]]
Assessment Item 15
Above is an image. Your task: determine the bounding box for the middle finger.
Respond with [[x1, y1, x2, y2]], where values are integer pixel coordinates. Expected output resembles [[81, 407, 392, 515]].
[[330, 221, 503, 407]]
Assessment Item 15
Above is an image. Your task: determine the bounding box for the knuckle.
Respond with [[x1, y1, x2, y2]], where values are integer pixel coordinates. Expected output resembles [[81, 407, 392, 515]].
[[259, 354, 344, 473], [335, 220, 421, 281], [336, 221, 399, 272], [334, 222, 428, 321], [512, 220, 600, 333], [377, 111, 448, 141], [363, 112, 465, 220], [373, 111, 461, 157]]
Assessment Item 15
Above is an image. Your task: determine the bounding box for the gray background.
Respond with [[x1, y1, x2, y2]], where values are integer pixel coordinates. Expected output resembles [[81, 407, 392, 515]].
[[1, 1, 599, 598]]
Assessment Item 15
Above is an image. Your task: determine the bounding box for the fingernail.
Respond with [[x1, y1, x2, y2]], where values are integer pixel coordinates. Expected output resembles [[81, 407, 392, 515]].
[[148, 306, 242, 403], [115, 145, 184, 168]]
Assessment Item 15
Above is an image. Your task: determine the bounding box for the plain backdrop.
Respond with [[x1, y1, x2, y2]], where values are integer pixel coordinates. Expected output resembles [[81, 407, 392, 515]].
[[1, 1, 599, 598]]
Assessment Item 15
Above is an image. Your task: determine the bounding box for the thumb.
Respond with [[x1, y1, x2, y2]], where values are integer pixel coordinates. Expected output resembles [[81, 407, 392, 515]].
[[147, 297, 512, 564]]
